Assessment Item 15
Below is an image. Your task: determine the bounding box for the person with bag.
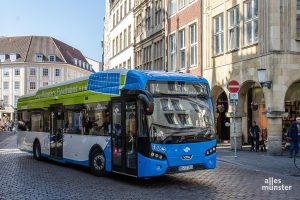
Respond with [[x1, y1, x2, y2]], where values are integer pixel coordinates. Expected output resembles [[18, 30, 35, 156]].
[[249, 121, 260, 152], [287, 117, 300, 158]]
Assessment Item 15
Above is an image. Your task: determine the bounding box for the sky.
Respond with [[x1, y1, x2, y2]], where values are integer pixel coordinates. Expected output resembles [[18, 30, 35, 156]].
[[0, 0, 106, 62]]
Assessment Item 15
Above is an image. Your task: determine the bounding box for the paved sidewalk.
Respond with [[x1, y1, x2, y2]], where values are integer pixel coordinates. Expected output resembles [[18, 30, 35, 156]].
[[217, 146, 300, 178]]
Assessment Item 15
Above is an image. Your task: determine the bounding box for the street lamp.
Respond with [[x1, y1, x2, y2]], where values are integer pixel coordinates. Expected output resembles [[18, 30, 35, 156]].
[[257, 68, 272, 89]]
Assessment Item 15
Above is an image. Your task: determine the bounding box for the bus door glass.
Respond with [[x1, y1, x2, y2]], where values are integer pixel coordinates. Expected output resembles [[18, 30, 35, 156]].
[[111, 99, 137, 174], [50, 104, 64, 159], [125, 101, 137, 170], [111, 102, 122, 167]]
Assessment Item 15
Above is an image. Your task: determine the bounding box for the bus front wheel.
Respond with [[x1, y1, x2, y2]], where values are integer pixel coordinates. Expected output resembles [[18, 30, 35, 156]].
[[33, 141, 42, 161], [90, 149, 106, 177]]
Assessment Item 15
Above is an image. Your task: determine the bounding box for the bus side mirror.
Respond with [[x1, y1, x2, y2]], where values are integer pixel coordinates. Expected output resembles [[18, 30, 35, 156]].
[[138, 94, 154, 115]]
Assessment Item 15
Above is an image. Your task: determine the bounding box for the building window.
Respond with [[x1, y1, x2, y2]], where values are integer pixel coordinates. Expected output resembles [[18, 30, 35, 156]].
[[36, 53, 43, 62], [15, 68, 20, 76], [30, 82, 36, 90], [74, 58, 78, 65], [120, 33, 123, 51], [124, 29, 127, 48], [155, 0, 162, 26], [113, 14, 116, 27], [3, 81, 9, 90], [146, 6, 151, 30], [14, 95, 19, 107], [124, 0, 127, 15], [296, 0, 300, 39], [55, 69, 61, 77], [214, 14, 224, 55], [190, 23, 197, 66], [3, 95, 9, 107], [170, 0, 176, 15], [123, 61, 126, 69], [49, 55, 56, 62], [42, 68, 49, 76], [116, 9, 119, 23], [3, 68, 9, 77], [0, 54, 5, 62], [169, 34, 176, 71], [129, 0, 131, 11], [228, 6, 240, 50], [244, 0, 258, 45], [128, 58, 131, 69], [10, 53, 17, 62], [14, 81, 20, 90], [136, 14, 142, 36], [29, 68, 36, 76], [43, 82, 48, 86], [179, 29, 186, 69], [113, 39, 115, 56], [143, 46, 152, 70], [179, 0, 187, 9], [154, 40, 163, 71], [128, 25, 131, 44], [120, 5, 123, 19], [116, 36, 119, 53]]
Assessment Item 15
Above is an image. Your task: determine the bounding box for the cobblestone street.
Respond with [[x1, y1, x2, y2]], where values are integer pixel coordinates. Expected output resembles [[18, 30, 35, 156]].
[[0, 132, 299, 200]]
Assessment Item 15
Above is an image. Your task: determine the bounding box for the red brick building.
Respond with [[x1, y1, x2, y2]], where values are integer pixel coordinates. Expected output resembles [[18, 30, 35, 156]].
[[165, 0, 202, 76]]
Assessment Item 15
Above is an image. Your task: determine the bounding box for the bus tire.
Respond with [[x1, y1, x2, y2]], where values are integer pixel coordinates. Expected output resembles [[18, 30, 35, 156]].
[[33, 140, 42, 161], [90, 149, 106, 177]]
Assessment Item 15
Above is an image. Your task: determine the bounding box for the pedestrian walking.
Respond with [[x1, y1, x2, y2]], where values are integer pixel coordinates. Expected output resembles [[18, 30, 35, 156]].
[[287, 117, 300, 158], [249, 121, 260, 151]]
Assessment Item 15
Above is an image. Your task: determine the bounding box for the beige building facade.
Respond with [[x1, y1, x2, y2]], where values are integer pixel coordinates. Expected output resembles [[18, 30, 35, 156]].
[[134, 0, 165, 70], [203, 0, 300, 154]]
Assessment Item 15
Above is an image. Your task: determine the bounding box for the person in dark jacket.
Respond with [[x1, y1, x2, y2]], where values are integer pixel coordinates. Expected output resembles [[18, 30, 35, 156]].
[[249, 121, 260, 151], [288, 117, 300, 158]]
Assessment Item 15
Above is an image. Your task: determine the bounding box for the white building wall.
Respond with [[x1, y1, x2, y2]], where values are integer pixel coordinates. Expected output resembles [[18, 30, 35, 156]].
[[104, 0, 135, 70]]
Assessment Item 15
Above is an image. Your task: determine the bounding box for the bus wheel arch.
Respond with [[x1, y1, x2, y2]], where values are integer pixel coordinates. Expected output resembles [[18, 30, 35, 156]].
[[33, 139, 42, 161], [89, 145, 106, 176]]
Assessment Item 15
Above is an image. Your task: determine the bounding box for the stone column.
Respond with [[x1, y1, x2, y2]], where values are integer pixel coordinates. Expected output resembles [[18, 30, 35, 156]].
[[265, 112, 287, 155]]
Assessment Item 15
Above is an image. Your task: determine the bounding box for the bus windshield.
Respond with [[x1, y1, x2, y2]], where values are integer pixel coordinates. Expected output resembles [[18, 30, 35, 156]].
[[147, 81, 215, 144]]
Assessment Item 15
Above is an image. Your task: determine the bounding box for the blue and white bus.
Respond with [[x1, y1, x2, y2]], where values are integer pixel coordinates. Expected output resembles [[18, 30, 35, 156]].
[[17, 70, 216, 178]]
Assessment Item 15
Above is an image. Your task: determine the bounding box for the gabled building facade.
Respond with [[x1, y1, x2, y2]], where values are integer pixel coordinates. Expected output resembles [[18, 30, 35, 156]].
[[0, 36, 92, 121]]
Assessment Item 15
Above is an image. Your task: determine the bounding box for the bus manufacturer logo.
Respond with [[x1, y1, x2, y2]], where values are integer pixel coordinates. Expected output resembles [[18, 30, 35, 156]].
[[182, 155, 192, 160], [183, 147, 191, 153]]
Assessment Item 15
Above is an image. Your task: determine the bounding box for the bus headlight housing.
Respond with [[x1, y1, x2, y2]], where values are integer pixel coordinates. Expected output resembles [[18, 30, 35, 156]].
[[205, 146, 216, 156], [149, 151, 166, 160]]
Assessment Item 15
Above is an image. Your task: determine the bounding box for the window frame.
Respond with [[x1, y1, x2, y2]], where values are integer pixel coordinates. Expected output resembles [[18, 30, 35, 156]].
[[55, 68, 61, 77], [244, 0, 258, 45], [14, 81, 20, 90], [179, 29, 186, 69], [29, 82, 37, 90], [3, 81, 9, 90], [228, 6, 240, 51], [29, 68, 36, 76], [213, 14, 224, 55], [169, 33, 176, 71], [190, 23, 198, 66]]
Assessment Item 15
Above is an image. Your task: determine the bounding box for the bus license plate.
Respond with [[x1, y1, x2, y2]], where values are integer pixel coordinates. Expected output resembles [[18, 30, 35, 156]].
[[178, 165, 193, 172]]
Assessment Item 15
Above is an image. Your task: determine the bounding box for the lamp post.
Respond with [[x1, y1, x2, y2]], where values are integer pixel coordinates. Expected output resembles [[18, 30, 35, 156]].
[[257, 68, 272, 89]]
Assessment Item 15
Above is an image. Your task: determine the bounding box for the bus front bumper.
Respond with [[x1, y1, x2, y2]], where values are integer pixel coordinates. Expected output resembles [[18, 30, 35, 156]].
[[137, 153, 216, 178]]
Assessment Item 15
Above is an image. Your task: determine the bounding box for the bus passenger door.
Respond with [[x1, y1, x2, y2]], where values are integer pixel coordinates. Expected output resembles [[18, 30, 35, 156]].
[[50, 104, 64, 159], [111, 99, 137, 176]]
